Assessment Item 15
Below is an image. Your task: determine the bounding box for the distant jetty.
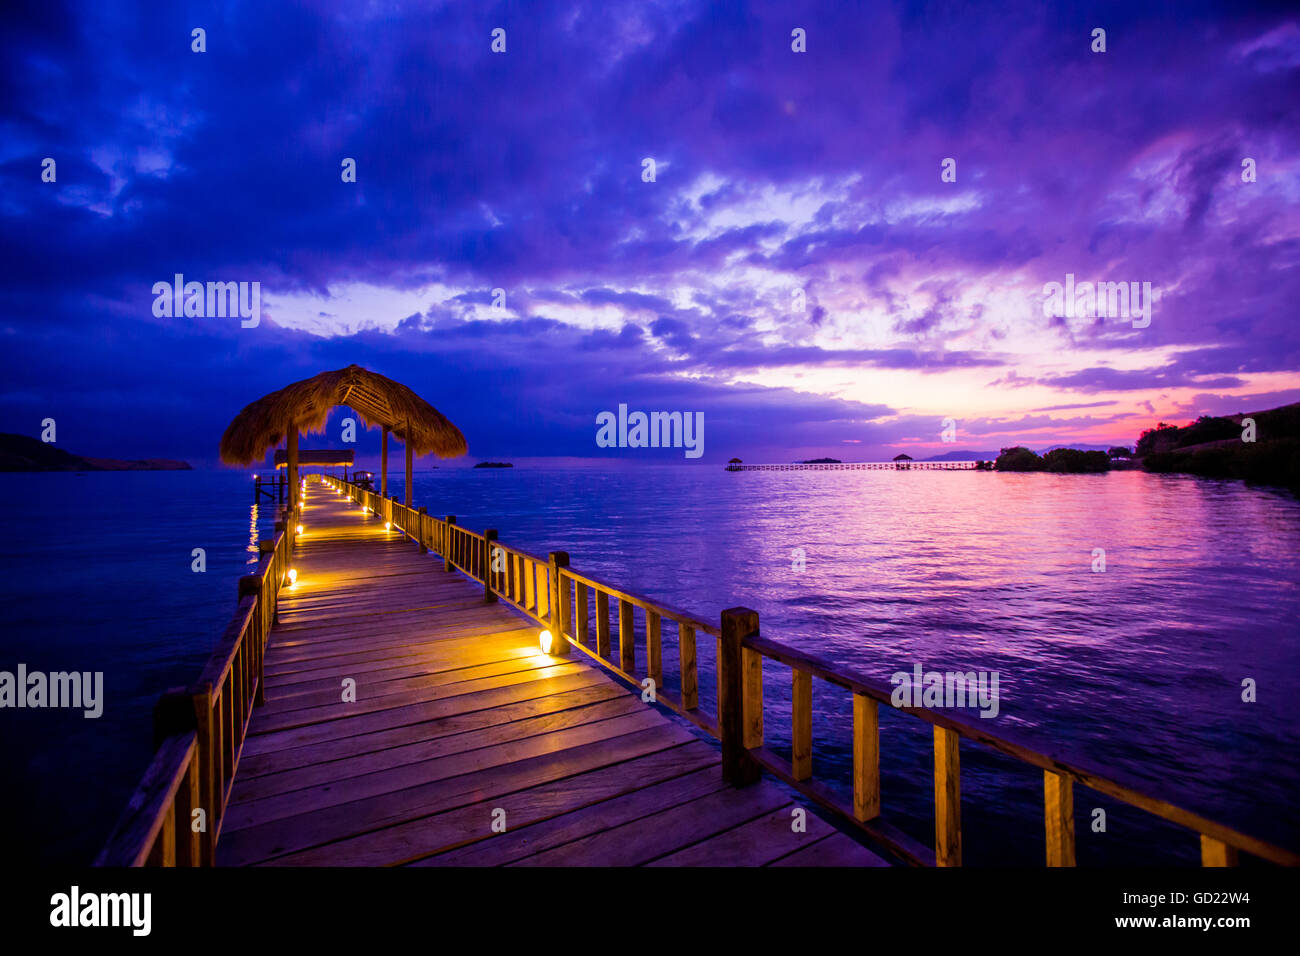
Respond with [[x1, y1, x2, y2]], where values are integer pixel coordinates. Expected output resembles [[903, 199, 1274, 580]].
[[727, 459, 987, 471], [0, 433, 191, 472]]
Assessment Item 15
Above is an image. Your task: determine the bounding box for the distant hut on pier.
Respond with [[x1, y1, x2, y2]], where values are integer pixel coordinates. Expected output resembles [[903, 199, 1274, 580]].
[[219, 364, 467, 510]]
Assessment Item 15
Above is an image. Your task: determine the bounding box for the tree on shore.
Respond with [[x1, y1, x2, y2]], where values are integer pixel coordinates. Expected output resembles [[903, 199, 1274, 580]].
[[994, 447, 1045, 471], [1043, 448, 1110, 473]]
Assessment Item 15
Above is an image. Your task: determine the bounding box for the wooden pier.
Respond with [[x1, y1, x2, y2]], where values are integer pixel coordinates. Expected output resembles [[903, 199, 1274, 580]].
[[214, 488, 882, 866], [98, 474, 1300, 868]]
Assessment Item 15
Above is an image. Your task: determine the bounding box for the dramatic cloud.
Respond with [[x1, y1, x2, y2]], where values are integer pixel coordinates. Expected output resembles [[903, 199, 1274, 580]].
[[2, 0, 1298, 463]]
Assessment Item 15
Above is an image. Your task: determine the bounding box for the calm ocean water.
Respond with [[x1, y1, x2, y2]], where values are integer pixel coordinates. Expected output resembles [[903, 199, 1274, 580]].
[[2, 466, 1298, 865]]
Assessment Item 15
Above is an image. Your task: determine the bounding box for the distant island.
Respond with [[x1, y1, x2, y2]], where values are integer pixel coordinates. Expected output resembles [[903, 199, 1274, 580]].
[[992, 401, 1299, 487], [800, 457, 841, 464], [473, 461, 514, 469], [0, 433, 191, 472]]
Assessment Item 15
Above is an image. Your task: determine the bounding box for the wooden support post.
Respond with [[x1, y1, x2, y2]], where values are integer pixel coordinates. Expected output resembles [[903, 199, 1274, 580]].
[[575, 582, 589, 648], [152, 688, 200, 866], [679, 624, 698, 710], [792, 668, 813, 781], [618, 599, 635, 673], [180, 753, 201, 866], [189, 681, 215, 865], [238, 575, 263, 706], [443, 516, 456, 572], [1044, 770, 1076, 866], [1200, 835, 1239, 867], [147, 804, 176, 867], [646, 609, 663, 692], [596, 590, 611, 659], [719, 607, 761, 786], [483, 530, 498, 603], [404, 424, 413, 508], [852, 693, 881, 820], [536, 562, 549, 619], [381, 424, 389, 498], [547, 552, 570, 656], [934, 726, 962, 866], [417, 507, 428, 553], [286, 427, 299, 511]]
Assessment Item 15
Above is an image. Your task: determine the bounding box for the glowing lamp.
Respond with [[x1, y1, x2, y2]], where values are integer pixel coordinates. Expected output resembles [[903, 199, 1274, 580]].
[[539, 629, 554, 654], [384, 521, 391, 531], [296, 524, 304, 535], [287, 568, 298, 586]]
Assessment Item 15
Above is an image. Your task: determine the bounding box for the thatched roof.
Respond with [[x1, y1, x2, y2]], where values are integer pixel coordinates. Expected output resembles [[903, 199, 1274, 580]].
[[220, 365, 468, 466]]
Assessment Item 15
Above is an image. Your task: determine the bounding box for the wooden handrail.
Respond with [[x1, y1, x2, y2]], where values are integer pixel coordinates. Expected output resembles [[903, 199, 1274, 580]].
[[96, 495, 299, 867], [727, 617, 1300, 868], [94, 732, 198, 866]]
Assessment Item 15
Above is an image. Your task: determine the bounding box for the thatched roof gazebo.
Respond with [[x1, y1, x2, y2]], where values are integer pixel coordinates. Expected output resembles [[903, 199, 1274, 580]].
[[220, 364, 467, 508]]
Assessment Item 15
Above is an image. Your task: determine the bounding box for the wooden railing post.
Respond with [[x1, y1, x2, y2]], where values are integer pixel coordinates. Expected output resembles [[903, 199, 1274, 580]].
[[646, 609, 663, 692], [418, 507, 428, 554], [152, 688, 199, 867], [574, 582, 589, 648], [547, 552, 570, 656], [934, 726, 962, 866], [1044, 770, 1076, 866], [792, 668, 812, 781], [189, 681, 216, 866], [1201, 835, 1239, 867], [719, 607, 762, 786], [483, 530, 498, 603], [443, 516, 456, 572], [679, 624, 698, 711], [238, 575, 263, 706], [852, 692, 881, 820], [618, 599, 635, 673], [595, 590, 611, 659]]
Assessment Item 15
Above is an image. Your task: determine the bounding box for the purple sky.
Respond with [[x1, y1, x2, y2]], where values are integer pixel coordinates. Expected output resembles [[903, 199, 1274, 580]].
[[2, 0, 1299, 466]]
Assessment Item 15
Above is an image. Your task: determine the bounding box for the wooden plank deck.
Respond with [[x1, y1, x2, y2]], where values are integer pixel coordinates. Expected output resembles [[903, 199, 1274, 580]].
[[216, 487, 889, 867]]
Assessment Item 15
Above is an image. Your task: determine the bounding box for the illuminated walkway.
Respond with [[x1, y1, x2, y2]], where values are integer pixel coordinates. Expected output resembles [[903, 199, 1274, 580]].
[[217, 491, 888, 866]]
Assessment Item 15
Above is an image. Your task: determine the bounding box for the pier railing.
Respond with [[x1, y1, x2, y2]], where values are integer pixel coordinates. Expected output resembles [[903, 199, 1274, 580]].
[[337, 477, 1299, 870], [95, 502, 300, 866]]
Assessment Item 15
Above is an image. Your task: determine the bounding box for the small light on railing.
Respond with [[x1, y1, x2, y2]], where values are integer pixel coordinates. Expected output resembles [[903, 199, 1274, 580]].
[[287, 568, 298, 586], [296, 524, 304, 535], [253, 474, 258, 480], [539, 629, 554, 654], [384, 521, 391, 531]]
